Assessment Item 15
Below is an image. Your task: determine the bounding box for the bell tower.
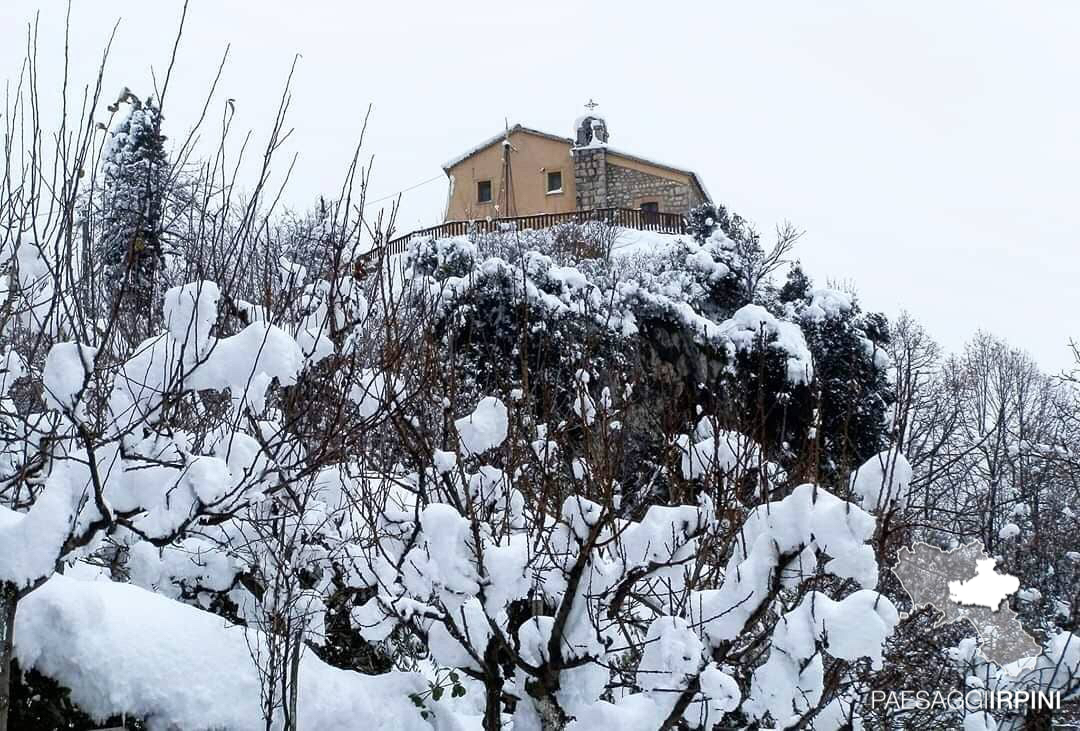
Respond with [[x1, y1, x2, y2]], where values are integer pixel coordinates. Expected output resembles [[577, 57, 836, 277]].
[[572, 99, 609, 211], [574, 98, 609, 147]]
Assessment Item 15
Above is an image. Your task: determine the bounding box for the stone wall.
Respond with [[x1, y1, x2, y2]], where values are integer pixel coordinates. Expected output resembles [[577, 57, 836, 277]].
[[573, 148, 707, 214], [572, 147, 607, 210], [603, 162, 706, 214]]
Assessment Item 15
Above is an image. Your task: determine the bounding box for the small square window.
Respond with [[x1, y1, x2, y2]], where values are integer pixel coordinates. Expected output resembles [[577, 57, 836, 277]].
[[546, 170, 563, 193], [477, 180, 492, 203]]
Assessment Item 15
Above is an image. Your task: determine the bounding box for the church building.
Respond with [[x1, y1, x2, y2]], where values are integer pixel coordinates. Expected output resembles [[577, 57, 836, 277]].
[[442, 105, 711, 222]]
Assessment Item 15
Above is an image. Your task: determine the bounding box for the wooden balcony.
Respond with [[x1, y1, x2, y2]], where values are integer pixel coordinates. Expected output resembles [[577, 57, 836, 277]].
[[364, 207, 688, 262]]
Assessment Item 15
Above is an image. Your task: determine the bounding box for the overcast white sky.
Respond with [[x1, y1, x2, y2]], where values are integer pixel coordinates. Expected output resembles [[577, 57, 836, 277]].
[[1, 1, 1077, 370]]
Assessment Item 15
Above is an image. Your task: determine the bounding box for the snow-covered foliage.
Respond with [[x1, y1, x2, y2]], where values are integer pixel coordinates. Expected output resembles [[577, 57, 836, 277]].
[[1, 175, 1075, 730], [405, 223, 893, 494], [0, 50, 1075, 728], [0, 195, 927, 730], [346, 392, 899, 730], [0, 278, 314, 593], [99, 95, 170, 324]]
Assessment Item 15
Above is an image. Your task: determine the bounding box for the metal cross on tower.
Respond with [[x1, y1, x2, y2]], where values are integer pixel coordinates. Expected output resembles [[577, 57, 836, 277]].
[[584, 98, 599, 111]]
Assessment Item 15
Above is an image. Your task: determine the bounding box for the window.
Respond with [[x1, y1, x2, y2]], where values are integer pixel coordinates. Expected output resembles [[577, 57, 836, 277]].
[[546, 170, 563, 193], [640, 201, 659, 225], [640, 201, 659, 213], [477, 180, 492, 203]]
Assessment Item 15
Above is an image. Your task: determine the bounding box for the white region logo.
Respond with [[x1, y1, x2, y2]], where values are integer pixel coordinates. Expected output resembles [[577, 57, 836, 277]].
[[947, 557, 1020, 611], [892, 540, 1039, 672]]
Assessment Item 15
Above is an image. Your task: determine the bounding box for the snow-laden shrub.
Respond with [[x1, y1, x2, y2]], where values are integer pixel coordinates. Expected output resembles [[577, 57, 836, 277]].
[[343, 393, 903, 730], [403, 225, 892, 494]]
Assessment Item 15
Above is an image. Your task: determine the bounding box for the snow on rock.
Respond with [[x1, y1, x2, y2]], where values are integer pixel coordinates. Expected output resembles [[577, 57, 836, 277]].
[[455, 396, 508, 455], [43, 341, 97, 421], [15, 575, 431, 731], [850, 449, 913, 512]]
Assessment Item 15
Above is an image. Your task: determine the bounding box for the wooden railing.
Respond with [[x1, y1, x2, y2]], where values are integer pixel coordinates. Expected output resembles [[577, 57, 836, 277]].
[[366, 207, 687, 261]]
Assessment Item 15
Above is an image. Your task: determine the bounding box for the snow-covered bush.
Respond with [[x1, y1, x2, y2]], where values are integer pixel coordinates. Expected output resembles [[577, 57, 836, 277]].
[[343, 392, 902, 730], [404, 223, 893, 506], [0, 273, 332, 723]]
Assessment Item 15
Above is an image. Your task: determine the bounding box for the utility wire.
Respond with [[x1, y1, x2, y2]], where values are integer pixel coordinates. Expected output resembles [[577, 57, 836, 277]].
[[363, 173, 445, 207]]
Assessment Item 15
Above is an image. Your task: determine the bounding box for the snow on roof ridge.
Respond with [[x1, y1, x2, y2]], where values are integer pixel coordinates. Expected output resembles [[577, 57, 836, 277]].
[[442, 123, 572, 171]]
